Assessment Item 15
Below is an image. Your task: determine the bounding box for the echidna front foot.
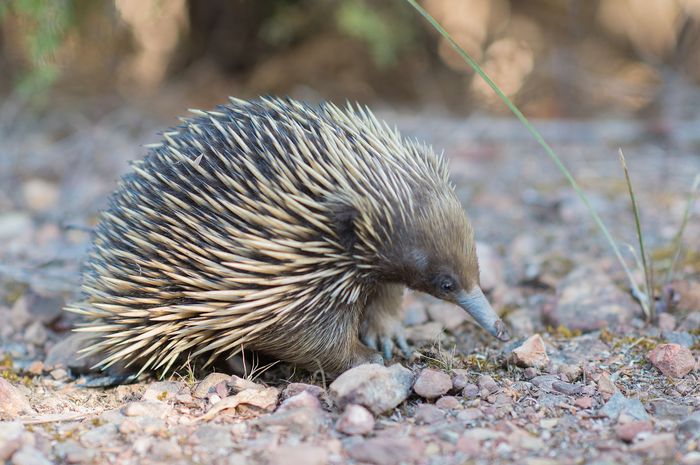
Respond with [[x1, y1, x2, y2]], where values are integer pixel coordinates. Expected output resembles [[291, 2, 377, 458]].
[[361, 283, 412, 360], [349, 339, 384, 368]]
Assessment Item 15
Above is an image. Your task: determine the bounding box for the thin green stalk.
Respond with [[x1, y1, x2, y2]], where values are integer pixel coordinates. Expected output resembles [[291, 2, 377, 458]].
[[403, 0, 644, 301], [619, 149, 654, 321], [666, 173, 700, 283]]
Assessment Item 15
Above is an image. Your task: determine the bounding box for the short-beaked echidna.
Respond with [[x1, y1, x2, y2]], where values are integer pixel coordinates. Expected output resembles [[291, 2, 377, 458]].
[[67, 97, 509, 376]]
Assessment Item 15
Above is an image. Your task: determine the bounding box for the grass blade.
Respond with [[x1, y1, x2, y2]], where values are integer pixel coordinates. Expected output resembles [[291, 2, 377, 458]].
[[666, 173, 700, 283], [403, 0, 645, 305], [618, 149, 653, 321]]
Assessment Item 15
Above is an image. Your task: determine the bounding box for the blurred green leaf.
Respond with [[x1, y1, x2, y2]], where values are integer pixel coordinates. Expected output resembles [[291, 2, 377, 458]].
[[336, 0, 414, 68]]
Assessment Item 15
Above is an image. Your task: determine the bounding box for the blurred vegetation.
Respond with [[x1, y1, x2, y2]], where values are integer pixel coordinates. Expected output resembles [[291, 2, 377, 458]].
[[2, 0, 700, 117], [0, 0, 77, 99]]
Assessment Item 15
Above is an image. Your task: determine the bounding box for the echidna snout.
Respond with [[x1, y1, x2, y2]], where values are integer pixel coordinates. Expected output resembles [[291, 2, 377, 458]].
[[67, 96, 508, 376]]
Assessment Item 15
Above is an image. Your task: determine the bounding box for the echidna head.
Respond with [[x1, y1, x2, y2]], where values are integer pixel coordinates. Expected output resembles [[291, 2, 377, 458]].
[[378, 192, 510, 341]]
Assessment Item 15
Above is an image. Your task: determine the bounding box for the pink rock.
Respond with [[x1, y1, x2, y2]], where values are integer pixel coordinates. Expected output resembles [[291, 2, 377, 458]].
[[336, 404, 374, 435], [435, 395, 462, 410], [615, 420, 652, 443], [511, 334, 549, 370], [413, 368, 452, 399], [0, 378, 33, 419], [647, 344, 696, 378], [574, 396, 594, 409], [630, 433, 677, 457]]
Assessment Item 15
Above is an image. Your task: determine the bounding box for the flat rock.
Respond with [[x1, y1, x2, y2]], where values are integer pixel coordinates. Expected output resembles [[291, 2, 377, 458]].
[[647, 343, 696, 378], [282, 382, 325, 400], [0, 378, 33, 419], [345, 437, 423, 465], [329, 364, 414, 415], [546, 266, 636, 332], [142, 381, 183, 402], [629, 433, 677, 457], [413, 368, 452, 399], [511, 334, 549, 369], [336, 404, 374, 435], [193, 373, 230, 399], [599, 392, 649, 421]]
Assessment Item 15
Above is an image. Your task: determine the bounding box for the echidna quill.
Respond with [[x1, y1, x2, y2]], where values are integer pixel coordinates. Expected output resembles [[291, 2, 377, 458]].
[[67, 97, 509, 377]]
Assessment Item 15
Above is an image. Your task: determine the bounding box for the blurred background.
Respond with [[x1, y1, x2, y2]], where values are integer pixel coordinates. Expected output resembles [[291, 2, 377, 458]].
[[1, 0, 700, 374], [3, 0, 700, 118]]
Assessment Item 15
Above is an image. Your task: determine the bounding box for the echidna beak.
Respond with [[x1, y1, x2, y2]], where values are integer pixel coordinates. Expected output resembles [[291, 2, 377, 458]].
[[457, 288, 510, 342]]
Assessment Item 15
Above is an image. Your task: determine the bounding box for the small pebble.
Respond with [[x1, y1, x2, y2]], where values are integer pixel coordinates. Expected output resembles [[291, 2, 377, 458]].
[[511, 334, 549, 369], [462, 383, 479, 399], [413, 368, 452, 399], [414, 404, 444, 424], [336, 404, 374, 435], [456, 408, 483, 423], [435, 395, 462, 410], [477, 375, 498, 394]]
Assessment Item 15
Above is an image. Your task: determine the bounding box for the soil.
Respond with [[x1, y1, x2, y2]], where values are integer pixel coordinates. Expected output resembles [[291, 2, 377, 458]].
[[0, 97, 699, 465]]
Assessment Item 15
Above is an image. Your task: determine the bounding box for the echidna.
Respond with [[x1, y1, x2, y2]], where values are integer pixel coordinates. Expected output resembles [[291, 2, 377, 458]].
[[67, 97, 509, 376]]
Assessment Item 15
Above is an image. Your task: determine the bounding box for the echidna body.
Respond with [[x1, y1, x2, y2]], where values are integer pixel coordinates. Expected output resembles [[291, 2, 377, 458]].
[[68, 97, 509, 376]]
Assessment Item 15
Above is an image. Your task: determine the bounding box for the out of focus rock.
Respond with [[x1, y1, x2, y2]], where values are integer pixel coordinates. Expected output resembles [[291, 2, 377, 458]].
[[647, 343, 695, 378], [336, 404, 374, 435], [22, 178, 59, 212], [545, 266, 636, 332], [476, 241, 503, 291], [0, 379, 33, 419]]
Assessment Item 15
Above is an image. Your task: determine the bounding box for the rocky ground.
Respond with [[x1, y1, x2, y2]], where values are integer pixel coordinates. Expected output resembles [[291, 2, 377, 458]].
[[0, 99, 699, 465]]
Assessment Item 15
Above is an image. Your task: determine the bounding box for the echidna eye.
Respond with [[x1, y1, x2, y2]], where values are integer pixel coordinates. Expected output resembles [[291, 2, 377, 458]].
[[440, 277, 456, 293]]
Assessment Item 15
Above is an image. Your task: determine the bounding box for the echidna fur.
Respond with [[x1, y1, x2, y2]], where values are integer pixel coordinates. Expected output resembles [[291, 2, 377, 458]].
[[67, 96, 508, 377]]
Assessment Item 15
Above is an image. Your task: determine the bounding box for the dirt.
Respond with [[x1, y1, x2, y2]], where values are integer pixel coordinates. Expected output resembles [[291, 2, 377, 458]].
[[0, 97, 699, 465]]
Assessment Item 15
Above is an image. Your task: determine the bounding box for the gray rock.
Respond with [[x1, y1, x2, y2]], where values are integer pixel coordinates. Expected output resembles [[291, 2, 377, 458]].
[[599, 392, 649, 421], [546, 266, 636, 332], [256, 407, 328, 436], [329, 364, 414, 414], [44, 334, 108, 374], [530, 375, 560, 392], [678, 411, 700, 437], [662, 331, 695, 348], [552, 380, 583, 396], [462, 383, 479, 399], [413, 368, 452, 399], [650, 399, 693, 420]]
